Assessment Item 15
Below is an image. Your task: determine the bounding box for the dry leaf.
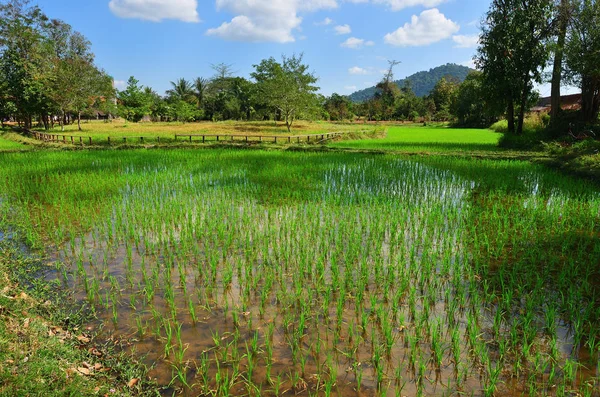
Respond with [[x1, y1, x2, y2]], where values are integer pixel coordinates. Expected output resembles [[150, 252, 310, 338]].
[[127, 378, 139, 388], [77, 367, 91, 375], [77, 335, 90, 344]]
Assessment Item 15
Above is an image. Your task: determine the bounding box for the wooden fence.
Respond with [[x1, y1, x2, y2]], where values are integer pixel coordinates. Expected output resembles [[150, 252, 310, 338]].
[[174, 132, 345, 144], [30, 131, 346, 146]]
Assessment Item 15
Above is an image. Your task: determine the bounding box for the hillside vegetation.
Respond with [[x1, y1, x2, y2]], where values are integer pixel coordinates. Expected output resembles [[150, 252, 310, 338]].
[[348, 63, 473, 103]]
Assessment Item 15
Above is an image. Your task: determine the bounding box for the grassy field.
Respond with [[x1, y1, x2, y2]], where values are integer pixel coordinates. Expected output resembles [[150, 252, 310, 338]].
[[331, 124, 503, 153], [0, 148, 598, 396], [31, 119, 379, 142]]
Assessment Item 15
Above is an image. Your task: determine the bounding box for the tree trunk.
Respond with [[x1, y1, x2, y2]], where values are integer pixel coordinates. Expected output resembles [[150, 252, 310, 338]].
[[517, 78, 530, 135], [507, 98, 515, 133], [77, 111, 82, 131], [580, 77, 600, 123], [61, 110, 65, 132], [550, 0, 569, 125]]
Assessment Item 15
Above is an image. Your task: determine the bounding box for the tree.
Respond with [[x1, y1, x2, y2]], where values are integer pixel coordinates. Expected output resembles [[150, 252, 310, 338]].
[[117, 77, 152, 122], [477, 0, 554, 134], [166, 78, 195, 104], [46, 23, 109, 131], [374, 60, 401, 120], [564, 0, 600, 123], [429, 77, 459, 121], [454, 71, 503, 126], [0, 0, 51, 129], [550, 0, 573, 124], [251, 54, 319, 132], [324, 93, 353, 121], [193, 77, 209, 109]]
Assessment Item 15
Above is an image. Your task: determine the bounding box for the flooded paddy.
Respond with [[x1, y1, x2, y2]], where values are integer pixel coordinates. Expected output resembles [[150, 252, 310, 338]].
[[0, 150, 599, 396]]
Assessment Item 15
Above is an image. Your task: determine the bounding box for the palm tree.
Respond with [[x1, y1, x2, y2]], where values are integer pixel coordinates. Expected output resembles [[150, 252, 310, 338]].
[[166, 78, 195, 103], [194, 77, 209, 108]]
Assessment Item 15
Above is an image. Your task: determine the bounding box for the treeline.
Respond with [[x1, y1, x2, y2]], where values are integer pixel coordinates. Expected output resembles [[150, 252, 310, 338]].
[[337, 67, 495, 126], [0, 1, 114, 131], [118, 56, 320, 133]]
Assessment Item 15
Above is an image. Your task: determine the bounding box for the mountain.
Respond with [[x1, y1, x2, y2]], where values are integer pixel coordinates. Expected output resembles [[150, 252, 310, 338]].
[[347, 63, 473, 103]]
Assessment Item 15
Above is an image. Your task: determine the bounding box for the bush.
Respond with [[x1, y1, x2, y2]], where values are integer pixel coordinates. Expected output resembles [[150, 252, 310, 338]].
[[490, 116, 545, 134]]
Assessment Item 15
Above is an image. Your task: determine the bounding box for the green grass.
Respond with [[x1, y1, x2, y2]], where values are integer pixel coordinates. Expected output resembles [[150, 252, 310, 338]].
[[330, 125, 503, 153], [0, 242, 157, 396]]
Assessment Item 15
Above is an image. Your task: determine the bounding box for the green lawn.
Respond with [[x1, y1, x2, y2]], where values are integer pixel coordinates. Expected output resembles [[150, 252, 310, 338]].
[[330, 125, 503, 152]]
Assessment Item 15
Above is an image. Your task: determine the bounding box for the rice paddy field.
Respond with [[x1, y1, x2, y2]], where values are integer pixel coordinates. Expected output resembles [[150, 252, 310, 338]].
[[0, 133, 29, 151], [0, 145, 599, 396], [331, 125, 503, 153]]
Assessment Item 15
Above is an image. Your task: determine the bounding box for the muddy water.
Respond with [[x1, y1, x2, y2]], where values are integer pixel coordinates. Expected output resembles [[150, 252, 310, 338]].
[[43, 158, 599, 396]]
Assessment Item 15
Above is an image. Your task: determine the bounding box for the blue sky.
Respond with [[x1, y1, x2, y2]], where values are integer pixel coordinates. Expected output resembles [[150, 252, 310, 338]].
[[33, 0, 495, 96]]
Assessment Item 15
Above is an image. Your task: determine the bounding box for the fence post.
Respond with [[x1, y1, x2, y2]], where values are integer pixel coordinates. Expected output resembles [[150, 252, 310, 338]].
[[140, 137, 144, 143], [71, 136, 74, 144], [89, 137, 92, 145], [189, 135, 192, 143], [108, 136, 111, 145], [157, 136, 160, 143], [202, 135, 205, 143], [288, 136, 291, 143]]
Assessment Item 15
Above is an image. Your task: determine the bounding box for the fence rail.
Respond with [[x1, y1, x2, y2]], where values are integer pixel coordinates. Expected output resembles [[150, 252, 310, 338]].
[[174, 132, 345, 144], [30, 130, 346, 146]]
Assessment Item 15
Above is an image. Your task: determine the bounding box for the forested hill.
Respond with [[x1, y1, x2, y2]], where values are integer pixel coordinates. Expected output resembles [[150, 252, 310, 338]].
[[348, 63, 473, 103]]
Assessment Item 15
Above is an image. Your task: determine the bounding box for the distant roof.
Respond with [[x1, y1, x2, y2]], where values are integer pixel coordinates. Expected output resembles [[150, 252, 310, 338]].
[[537, 93, 581, 108]]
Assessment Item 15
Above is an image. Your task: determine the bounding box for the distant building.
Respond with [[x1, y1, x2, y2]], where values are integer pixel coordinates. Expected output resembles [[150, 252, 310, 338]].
[[532, 93, 582, 113]]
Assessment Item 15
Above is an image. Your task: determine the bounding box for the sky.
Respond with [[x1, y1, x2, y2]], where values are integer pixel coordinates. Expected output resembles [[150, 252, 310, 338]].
[[31, 0, 571, 97]]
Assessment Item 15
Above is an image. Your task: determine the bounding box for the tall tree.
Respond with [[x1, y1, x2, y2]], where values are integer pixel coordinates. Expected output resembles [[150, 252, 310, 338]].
[[550, 0, 573, 124], [0, 0, 51, 128], [252, 54, 319, 132], [564, 0, 600, 123], [375, 60, 401, 120], [478, 0, 554, 134]]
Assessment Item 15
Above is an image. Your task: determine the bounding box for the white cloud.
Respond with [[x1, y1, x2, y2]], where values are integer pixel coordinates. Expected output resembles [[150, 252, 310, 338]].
[[345, 85, 358, 91], [334, 24, 352, 35], [207, 0, 337, 43], [108, 0, 200, 23], [341, 37, 375, 49], [384, 8, 459, 47], [460, 59, 476, 69], [316, 17, 334, 25], [113, 80, 127, 90], [346, 0, 446, 11], [349, 66, 369, 75], [452, 34, 479, 48]]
